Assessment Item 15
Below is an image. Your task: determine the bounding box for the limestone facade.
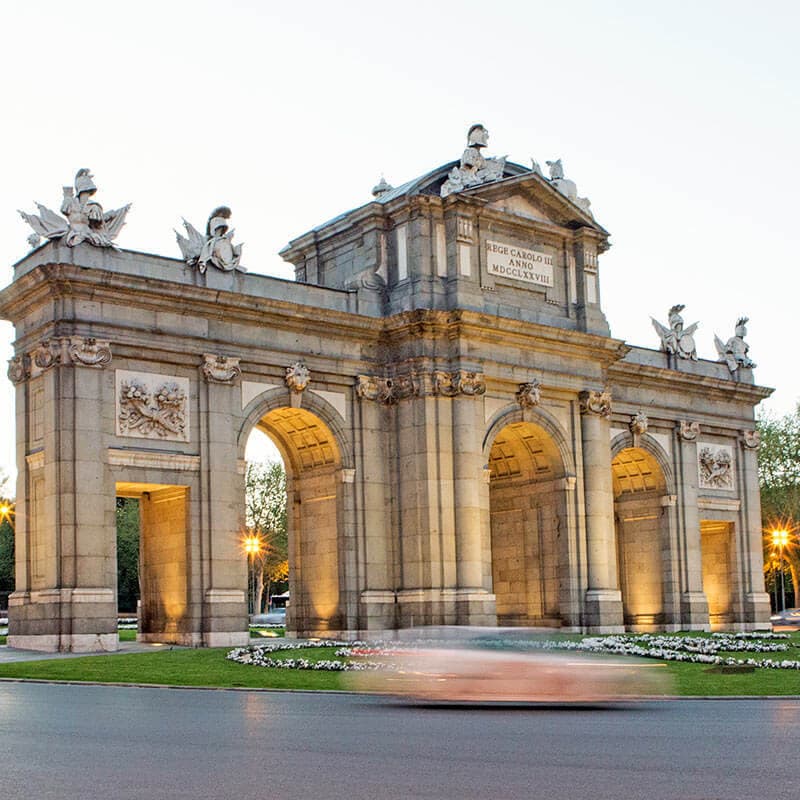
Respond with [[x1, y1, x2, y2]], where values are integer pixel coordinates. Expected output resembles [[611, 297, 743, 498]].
[[0, 152, 772, 651]]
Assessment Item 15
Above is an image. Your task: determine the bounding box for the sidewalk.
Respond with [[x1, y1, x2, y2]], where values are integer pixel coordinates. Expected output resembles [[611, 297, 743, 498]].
[[0, 640, 181, 663]]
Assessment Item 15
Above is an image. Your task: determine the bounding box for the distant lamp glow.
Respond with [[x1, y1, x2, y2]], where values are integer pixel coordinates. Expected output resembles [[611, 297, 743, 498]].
[[771, 528, 790, 613], [0, 503, 13, 524], [772, 529, 789, 548], [243, 535, 263, 555]]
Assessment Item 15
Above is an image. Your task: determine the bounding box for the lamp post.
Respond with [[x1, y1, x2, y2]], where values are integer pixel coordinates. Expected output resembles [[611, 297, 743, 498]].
[[244, 535, 262, 615], [772, 529, 789, 613]]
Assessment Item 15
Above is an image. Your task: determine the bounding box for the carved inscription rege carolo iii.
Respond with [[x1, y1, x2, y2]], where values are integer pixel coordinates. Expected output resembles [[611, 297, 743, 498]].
[[485, 240, 554, 287], [115, 370, 189, 442]]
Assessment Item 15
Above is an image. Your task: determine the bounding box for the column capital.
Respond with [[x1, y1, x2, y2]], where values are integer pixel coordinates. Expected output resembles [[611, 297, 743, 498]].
[[579, 389, 612, 418], [201, 353, 242, 385]]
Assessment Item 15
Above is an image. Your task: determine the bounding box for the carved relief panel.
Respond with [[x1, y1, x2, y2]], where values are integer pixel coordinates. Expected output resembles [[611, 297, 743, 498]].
[[115, 370, 190, 442], [697, 442, 734, 491]]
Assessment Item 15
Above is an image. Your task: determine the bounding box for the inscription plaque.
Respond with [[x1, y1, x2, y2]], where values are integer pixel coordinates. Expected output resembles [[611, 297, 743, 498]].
[[485, 239, 554, 287]]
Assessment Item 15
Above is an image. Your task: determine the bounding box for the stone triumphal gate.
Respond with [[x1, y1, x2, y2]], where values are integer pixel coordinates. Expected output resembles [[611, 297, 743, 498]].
[[2, 127, 771, 651]]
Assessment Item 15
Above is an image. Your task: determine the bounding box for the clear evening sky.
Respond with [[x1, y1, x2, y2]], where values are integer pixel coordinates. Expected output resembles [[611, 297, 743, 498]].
[[1, 0, 798, 486]]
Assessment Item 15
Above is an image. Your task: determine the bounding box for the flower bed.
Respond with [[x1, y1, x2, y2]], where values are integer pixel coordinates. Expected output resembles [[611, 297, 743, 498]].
[[227, 631, 800, 672]]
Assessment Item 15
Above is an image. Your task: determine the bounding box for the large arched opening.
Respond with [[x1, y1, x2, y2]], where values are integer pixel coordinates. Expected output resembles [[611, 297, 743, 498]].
[[242, 398, 348, 637], [486, 418, 569, 627], [611, 445, 669, 630]]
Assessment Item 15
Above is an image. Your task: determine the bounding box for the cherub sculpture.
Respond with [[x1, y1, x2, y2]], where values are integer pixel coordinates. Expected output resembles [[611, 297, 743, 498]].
[[19, 168, 130, 249], [714, 317, 756, 373], [440, 124, 507, 197], [175, 207, 245, 273], [651, 304, 698, 360]]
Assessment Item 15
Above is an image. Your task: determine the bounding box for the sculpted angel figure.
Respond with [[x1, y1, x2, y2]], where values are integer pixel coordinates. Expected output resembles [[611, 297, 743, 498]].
[[651, 304, 698, 360], [715, 317, 756, 373], [19, 168, 130, 248], [176, 206, 245, 273]]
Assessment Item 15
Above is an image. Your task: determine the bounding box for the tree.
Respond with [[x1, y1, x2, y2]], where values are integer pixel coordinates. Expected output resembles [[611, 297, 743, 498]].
[[116, 498, 140, 613], [245, 460, 288, 613], [757, 407, 800, 608], [0, 471, 15, 605]]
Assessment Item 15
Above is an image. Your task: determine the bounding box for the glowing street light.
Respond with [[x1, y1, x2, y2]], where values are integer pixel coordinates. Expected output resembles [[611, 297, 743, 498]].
[[772, 529, 790, 613], [243, 534, 263, 614], [0, 502, 14, 526]]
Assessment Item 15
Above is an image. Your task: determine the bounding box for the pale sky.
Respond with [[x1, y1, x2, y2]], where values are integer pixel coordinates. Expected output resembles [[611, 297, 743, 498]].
[[1, 0, 798, 487]]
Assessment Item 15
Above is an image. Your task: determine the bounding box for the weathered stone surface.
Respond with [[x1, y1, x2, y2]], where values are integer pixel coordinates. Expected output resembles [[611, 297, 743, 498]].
[[0, 129, 773, 650]]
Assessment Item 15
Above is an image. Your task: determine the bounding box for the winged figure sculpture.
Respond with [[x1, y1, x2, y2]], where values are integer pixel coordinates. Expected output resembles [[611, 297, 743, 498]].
[[651, 304, 698, 360], [176, 206, 245, 273], [19, 168, 130, 249]]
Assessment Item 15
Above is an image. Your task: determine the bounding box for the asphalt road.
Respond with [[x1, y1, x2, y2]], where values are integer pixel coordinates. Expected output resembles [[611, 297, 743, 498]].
[[1, 683, 797, 800]]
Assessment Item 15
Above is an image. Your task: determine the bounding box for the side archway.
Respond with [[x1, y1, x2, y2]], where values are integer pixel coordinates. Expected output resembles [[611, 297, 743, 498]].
[[610, 435, 673, 630]]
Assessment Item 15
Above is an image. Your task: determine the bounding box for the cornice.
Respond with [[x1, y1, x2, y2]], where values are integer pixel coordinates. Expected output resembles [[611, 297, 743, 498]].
[[608, 358, 773, 404]]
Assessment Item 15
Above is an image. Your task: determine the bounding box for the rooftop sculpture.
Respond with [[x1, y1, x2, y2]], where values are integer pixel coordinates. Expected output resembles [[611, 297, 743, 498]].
[[19, 168, 130, 248], [651, 304, 698, 361], [715, 317, 756, 373], [440, 124, 507, 197], [176, 207, 245, 273], [546, 158, 592, 215]]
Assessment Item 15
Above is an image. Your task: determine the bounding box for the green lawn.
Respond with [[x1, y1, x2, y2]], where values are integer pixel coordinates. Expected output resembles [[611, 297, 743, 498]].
[[0, 632, 798, 695], [0, 645, 344, 690]]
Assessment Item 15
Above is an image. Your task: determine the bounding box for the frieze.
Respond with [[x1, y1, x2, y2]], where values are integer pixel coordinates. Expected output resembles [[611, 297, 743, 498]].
[[697, 442, 734, 491], [579, 389, 612, 419], [68, 337, 112, 368], [355, 369, 486, 403], [201, 354, 241, 385], [116, 370, 189, 442], [285, 362, 310, 393], [516, 380, 541, 408]]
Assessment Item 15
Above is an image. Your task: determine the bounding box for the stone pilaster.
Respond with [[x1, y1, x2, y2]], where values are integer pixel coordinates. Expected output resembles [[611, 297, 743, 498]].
[[675, 421, 710, 629], [452, 390, 495, 625], [354, 391, 395, 631], [738, 431, 771, 629], [199, 355, 249, 647], [579, 389, 623, 631]]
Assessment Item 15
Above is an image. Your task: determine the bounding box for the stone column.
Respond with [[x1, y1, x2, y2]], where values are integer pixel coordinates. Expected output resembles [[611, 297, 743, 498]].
[[579, 390, 623, 632], [738, 431, 771, 628], [354, 382, 395, 632], [199, 355, 249, 647], [451, 374, 495, 625], [674, 421, 709, 628]]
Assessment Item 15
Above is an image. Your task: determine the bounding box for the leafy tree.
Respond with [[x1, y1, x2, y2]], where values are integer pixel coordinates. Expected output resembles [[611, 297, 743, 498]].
[[116, 498, 140, 612], [757, 407, 800, 607], [245, 460, 288, 612], [0, 471, 14, 602]]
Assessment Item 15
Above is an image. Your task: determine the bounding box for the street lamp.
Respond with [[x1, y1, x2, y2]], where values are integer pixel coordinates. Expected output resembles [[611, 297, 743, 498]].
[[772, 529, 789, 613], [243, 535, 263, 615]]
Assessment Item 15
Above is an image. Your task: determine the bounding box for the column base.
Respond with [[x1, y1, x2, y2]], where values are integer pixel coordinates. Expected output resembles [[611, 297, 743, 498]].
[[359, 590, 397, 630], [584, 589, 624, 632], [680, 591, 710, 631], [742, 591, 772, 629], [7, 588, 118, 652], [396, 588, 497, 628], [200, 588, 249, 647], [7, 633, 119, 653]]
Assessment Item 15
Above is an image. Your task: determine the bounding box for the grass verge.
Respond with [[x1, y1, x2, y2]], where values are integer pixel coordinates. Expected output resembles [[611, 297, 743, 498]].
[[0, 632, 798, 695]]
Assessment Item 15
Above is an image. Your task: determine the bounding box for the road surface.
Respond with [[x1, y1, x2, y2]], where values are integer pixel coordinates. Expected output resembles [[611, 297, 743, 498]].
[[0, 682, 796, 799]]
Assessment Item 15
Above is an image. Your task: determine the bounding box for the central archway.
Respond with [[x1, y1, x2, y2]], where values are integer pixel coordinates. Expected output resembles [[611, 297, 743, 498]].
[[240, 391, 354, 638], [486, 418, 568, 627]]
